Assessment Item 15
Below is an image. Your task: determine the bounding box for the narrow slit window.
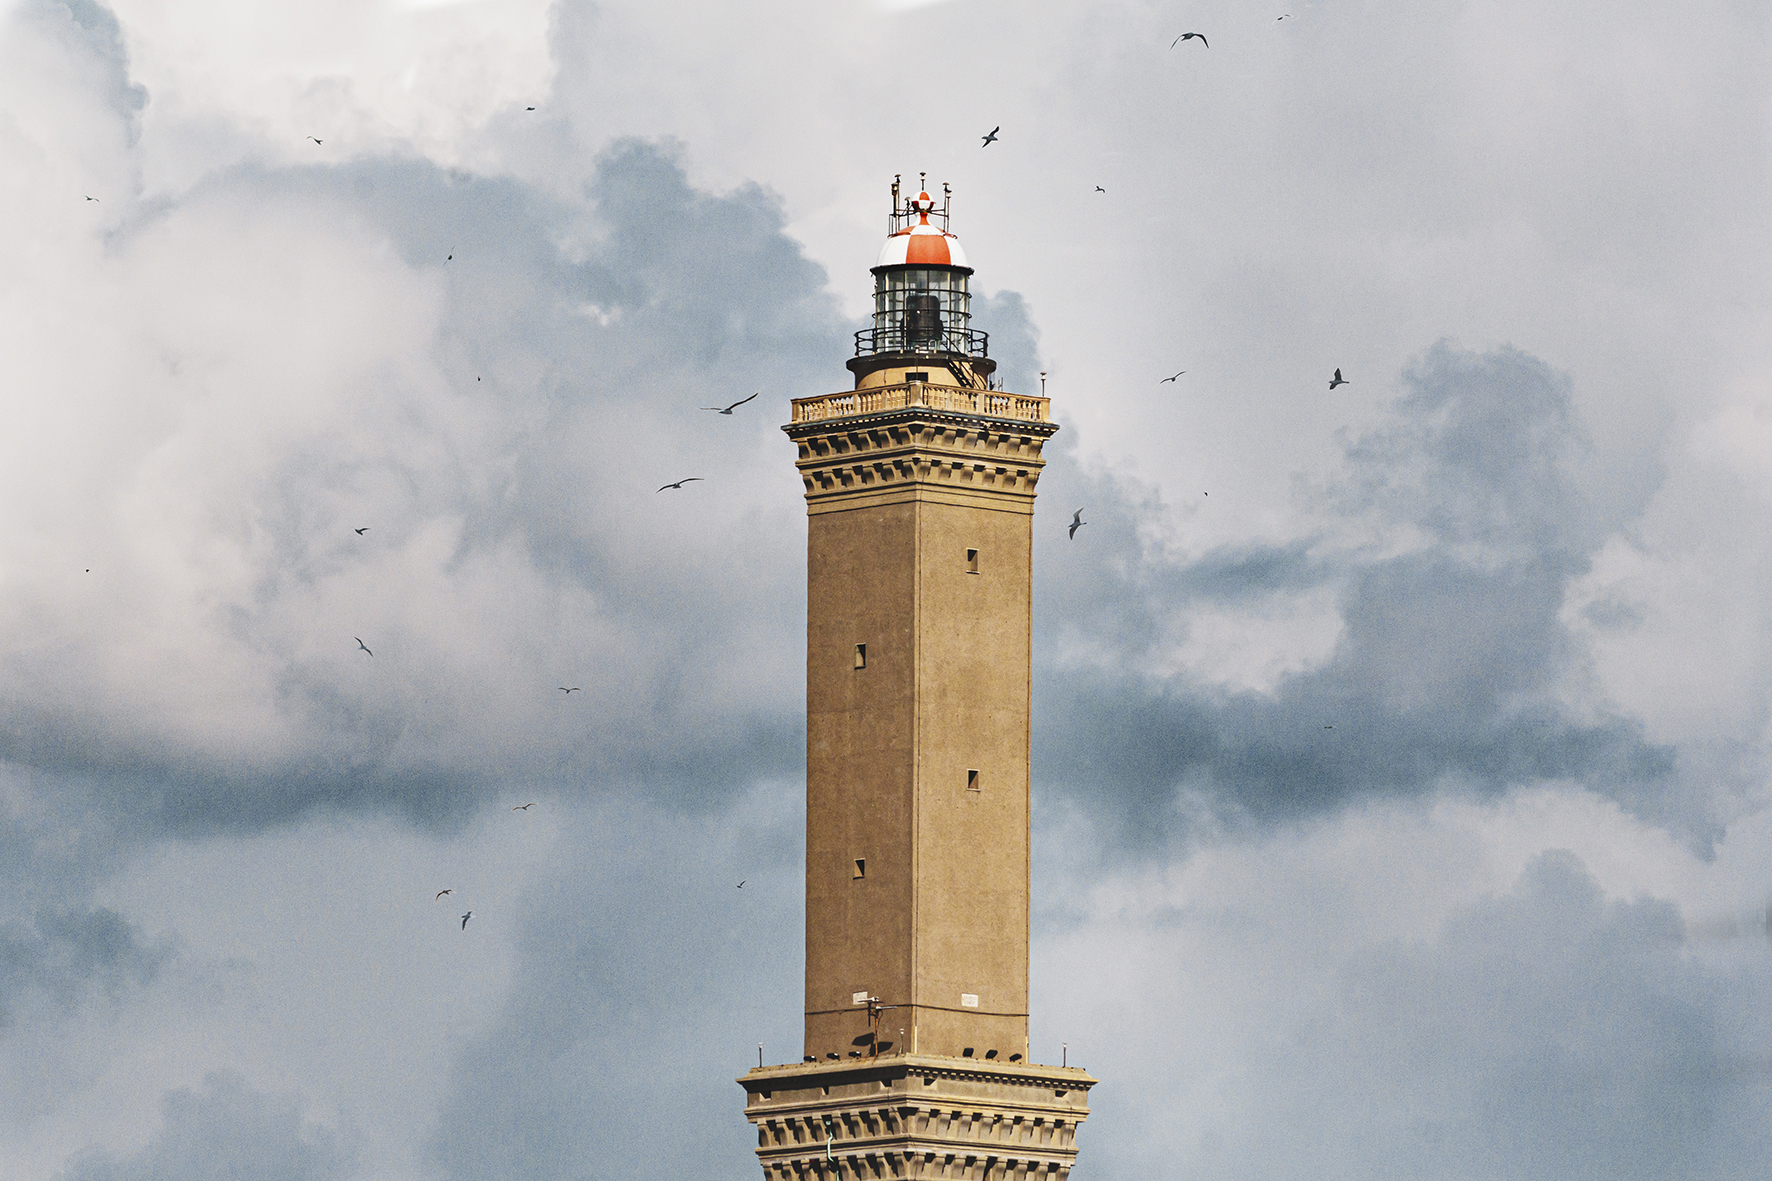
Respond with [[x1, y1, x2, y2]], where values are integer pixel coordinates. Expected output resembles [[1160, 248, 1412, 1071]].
[[853, 858, 866, 880], [906, 371, 929, 383], [967, 769, 980, 792], [966, 548, 979, 574], [854, 643, 866, 669]]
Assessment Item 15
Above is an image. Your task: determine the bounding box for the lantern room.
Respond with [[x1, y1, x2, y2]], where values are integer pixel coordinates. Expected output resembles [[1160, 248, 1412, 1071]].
[[849, 174, 997, 390]]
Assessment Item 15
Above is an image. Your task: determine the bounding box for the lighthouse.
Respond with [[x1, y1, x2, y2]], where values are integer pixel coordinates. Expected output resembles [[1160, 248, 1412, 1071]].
[[739, 178, 1096, 1180]]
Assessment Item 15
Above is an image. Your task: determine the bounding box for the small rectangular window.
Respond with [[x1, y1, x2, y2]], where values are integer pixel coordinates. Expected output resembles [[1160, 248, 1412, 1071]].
[[853, 858, 866, 879], [854, 643, 866, 669], [906, 371, 929, 383], [967, 769, 980, 792], [966, 548, 979, 574]]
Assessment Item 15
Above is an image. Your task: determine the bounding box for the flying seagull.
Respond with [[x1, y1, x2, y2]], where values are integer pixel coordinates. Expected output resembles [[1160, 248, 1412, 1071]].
[[701, 392, 759, 414], [461, 911, 472, 929], [354, 527, 368, 535], [737, 880, 746, 889], [558, 686, 580, 693], [513, 802, 536, 810], [85, 195, 99, 202], [1329, 368, 1349, 389], [657, 478, 704, 492], [307, 136, 322, 144], [1172, 32, 1209, 48], [1160, 370, 1186, 383], [1068, 509, 1086, 540], [1095, 186, 1106, 193], [436, 889, 453, 899], [981, 126, 1000, 147], [355, 637, 373, 656], [526, 106, 536, 111], [446, 250, 453, 261]]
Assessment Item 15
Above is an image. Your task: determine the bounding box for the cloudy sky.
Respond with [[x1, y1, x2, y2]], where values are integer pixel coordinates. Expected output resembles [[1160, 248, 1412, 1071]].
[[2, 0, 1771, 1177]]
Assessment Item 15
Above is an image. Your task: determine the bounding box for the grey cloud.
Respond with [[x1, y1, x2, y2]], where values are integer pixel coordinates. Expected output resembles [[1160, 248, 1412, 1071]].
[[56, 1072, 352, 1181], [1068, 849, 1764, 1181], [424, 798, 802, 1181], [0, 905, 168, 1027], [1032, 340, 1681, 844]]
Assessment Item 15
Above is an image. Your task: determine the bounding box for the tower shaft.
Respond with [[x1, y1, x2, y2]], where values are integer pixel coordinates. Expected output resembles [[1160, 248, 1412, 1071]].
[[793, 384, 1056, 1062]]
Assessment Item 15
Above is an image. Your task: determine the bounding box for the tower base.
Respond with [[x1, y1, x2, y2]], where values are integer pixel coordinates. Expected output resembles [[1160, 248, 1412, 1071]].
[[739, 1054, 1096, 1180]]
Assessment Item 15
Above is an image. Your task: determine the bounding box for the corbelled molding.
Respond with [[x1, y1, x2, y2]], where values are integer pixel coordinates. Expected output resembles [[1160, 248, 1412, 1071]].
[[740, 1055, 1096, 1181], [784, 392, 1059, 515]]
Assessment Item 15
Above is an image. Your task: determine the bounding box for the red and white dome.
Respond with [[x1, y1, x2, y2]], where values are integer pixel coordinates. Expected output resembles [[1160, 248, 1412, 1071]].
[[876, 191, 969, 269]]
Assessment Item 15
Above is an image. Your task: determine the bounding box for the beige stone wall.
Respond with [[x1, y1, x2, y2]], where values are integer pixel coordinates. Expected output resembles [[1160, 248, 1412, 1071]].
[[790, 393, 1056, 1063]]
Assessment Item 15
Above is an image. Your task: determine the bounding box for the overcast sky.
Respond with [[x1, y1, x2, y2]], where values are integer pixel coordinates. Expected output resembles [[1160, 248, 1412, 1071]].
[[3, 0, 1771, 1177]]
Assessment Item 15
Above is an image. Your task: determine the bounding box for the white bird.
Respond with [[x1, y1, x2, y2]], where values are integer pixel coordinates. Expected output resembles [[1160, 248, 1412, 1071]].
[[1068, 509, 1087, 540], [700, 392, 759, 414], [307, 136, 322, 145], [1329, 368, 1349, 389], [355, 637, 373, 656]]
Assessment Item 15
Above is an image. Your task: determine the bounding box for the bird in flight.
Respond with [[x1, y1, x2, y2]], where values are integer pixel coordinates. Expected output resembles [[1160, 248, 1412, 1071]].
[[446, 250, 453, 262], [1068, 509, 1087, 540], [1095, 186, 1106, 193], [1278, 14, 1292, 20], [737, 880, 746, 889], [1172, 32, 1209, 48], [526, 106, 536, 111], [1329, 368, 1349, 389], [85, 195, 99, 202], [436, 889, 453, 899], [354, 527, 368, 535], [355, 637, 373, 656], [657, 478, 704, 492], [1160, 371, 1186, 383], [701, 392, 759, 414], [307, 136, 322, 144], [981, 126, 1000, 147], [513, 802, 536, 811], [461, 911, 472, 929], [558, 686, 580, 693]]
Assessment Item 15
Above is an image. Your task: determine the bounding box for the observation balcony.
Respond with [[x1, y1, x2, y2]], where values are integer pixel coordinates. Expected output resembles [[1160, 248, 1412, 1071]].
[[791, 380, 1048, 425]]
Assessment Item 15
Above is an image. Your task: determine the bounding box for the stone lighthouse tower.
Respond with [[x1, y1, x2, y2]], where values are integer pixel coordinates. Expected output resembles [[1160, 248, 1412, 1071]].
[[737, 178, 1096, 1179]]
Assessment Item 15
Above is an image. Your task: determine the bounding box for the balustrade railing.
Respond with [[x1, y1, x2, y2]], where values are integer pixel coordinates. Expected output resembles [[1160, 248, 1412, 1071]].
[[791, 382, 1049, 425]]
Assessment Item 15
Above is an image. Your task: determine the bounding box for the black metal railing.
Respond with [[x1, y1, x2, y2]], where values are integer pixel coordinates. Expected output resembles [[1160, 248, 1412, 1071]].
[[854, 325, 990, 358]]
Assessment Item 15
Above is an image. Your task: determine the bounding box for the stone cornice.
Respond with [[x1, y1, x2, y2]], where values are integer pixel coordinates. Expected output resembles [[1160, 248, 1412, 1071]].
[[784, 398, 1058, 514]]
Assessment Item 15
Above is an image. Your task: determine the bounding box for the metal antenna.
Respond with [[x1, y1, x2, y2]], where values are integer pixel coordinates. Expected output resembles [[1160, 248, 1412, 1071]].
[[942, 182, 951, 228], [1040, 371, 1047, 397]]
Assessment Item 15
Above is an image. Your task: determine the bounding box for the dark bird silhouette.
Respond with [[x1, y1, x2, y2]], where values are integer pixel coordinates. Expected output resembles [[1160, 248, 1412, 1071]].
[[657, 478, 704, 492], [1095, 186, 1106, 193], [558, 686, 580, 693], [461, 911, 472, 929], [525, 106, 536, 111], [354, 637, 373, 656], [1160, 371, 1186, 383], [1172, 32, 1209, 48], [1329, 368, 1349, 389], [981, 126, 1000, 147], [1278, 14, 1292, 20], [701, 392, 759, 414], [446, 251, 453, 261], [513, 802, 536, 810], [737, 880, 746, 888], [354, 527, 368, 535], [1068, 509, 1086, 540], [436, 889, 453, 899], [307, 136, 322, 144], [1323, 725, 1334, 730], [84, 195, 99, 202]]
